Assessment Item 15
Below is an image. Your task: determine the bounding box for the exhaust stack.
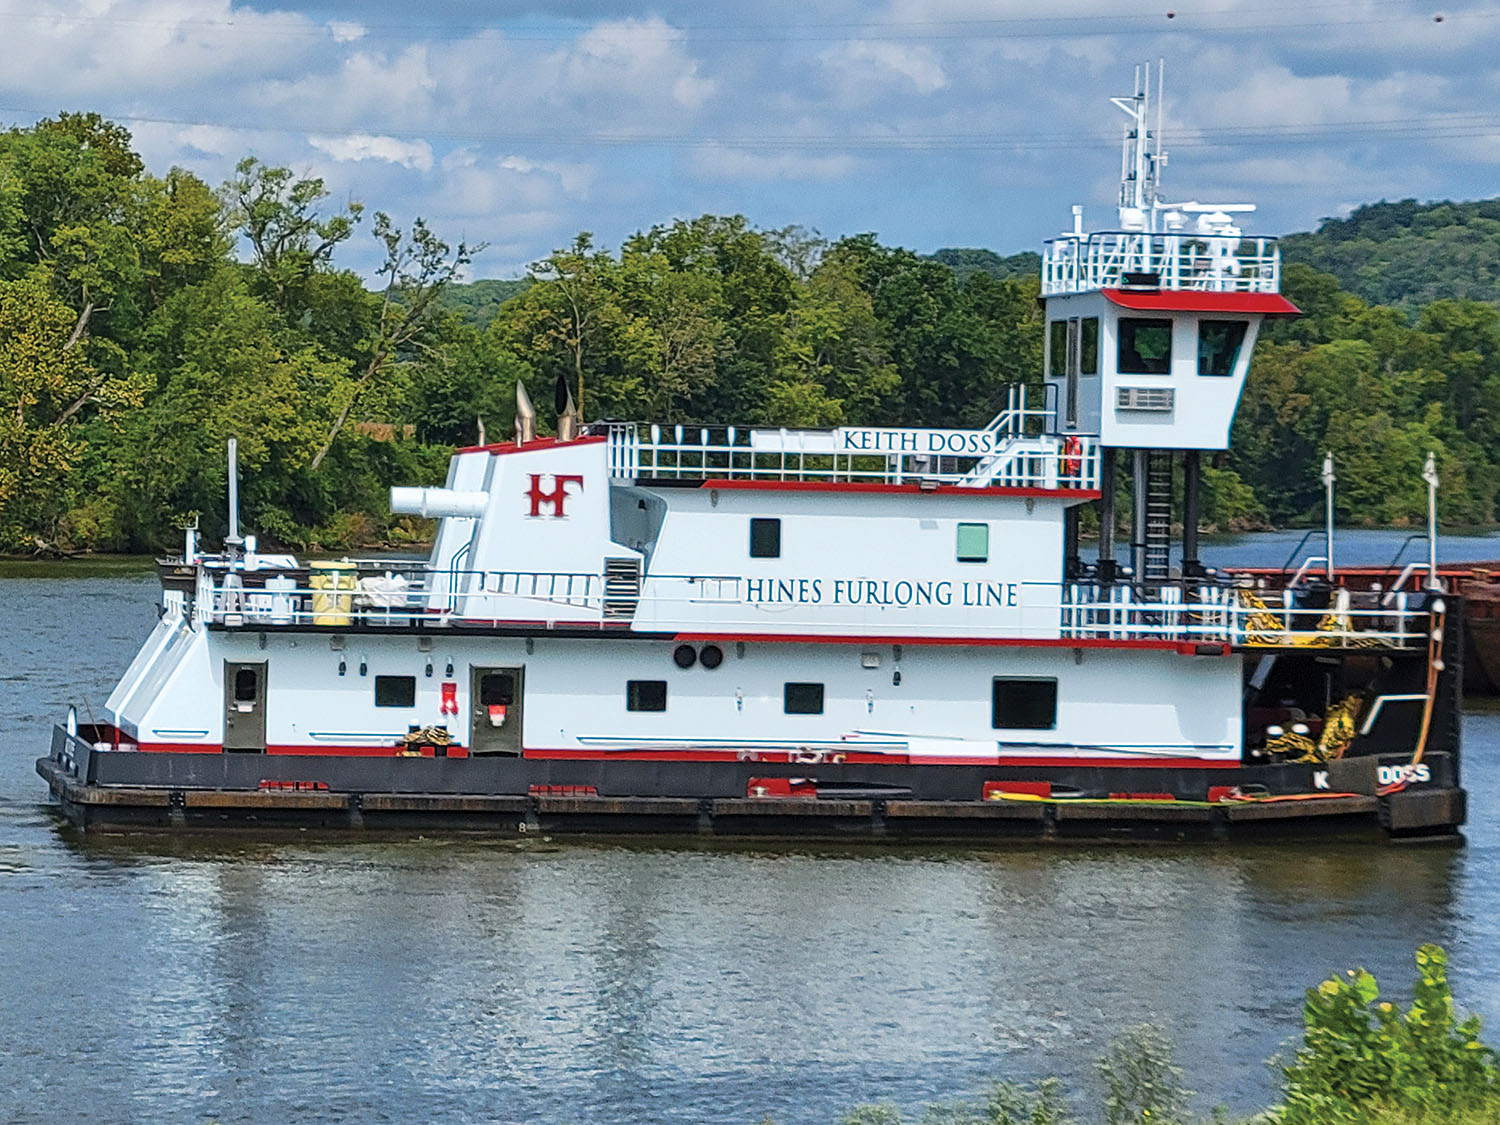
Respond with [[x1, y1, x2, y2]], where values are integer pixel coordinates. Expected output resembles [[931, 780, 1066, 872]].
[[515, 382, 536, 446], [225, 437, 243, 556]]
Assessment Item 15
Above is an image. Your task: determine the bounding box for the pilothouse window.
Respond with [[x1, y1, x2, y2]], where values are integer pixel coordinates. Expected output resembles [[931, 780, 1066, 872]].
[[1048, 321, 1067, 377], [1117, 318, 1173, 374], [1080, 318, 1099, 375], [1198, 320, 1248, 377]]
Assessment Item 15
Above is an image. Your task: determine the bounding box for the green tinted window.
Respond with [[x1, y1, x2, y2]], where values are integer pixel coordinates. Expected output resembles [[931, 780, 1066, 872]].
[[956, 522, 989, 563], [1198, 320, 1248, 377], [1080, 318, 1099, 375], [1049, 320, 1067, 377], [1117, 318, 1173, 374]]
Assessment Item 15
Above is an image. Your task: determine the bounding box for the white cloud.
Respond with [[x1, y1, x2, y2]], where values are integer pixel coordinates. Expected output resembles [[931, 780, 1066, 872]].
[[691, 145, 858, 182], [309, 132, 435, 171], [563, 18, 716, 110], [328, 20, 365, 43], [820, 40, 949, 96]]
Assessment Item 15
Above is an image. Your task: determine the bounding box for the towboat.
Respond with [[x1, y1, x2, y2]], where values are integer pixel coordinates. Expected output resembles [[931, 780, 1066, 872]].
[[37, 69, 1466, 840]]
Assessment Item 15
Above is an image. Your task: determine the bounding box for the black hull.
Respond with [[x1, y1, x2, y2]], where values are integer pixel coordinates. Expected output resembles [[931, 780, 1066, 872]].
[[37, 728, 1466, 843]]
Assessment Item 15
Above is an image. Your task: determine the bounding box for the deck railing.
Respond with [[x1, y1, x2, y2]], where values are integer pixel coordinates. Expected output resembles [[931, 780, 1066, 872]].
[[191, 567, 1429, 649], [1042, 231, 1280, 296], [602, 388, 1098, 491]]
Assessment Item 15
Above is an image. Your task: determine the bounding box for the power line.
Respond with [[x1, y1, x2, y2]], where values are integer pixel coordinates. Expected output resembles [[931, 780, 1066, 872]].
[[5, 105, 1497, 153], [0, 1, 1486, 43]]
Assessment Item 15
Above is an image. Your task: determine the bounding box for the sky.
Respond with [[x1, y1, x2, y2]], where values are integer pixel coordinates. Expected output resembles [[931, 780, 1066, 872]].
[[2, 0, 1498, 278]]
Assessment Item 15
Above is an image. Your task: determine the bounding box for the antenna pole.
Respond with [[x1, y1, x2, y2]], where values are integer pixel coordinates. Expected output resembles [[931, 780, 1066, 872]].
[[1424, 452, 1440, 590], [1321, 452, 1336, 580]]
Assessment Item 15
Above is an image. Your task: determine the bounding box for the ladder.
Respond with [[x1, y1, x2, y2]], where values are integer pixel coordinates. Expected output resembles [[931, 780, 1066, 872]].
[[1143, 451, 1173, 585]]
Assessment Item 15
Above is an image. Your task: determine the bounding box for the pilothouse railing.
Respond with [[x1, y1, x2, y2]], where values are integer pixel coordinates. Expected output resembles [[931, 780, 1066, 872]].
[[1042, 231, 1280, 296]]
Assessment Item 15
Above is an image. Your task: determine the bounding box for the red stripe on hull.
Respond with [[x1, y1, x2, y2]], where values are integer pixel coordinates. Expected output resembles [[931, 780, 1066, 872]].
[[139, 744, 470, 758], [135, 744, 1237, 769]]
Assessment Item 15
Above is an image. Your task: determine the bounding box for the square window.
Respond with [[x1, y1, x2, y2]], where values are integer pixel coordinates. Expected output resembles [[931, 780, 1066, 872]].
[[627, 680, 667, 712], [992, 678, 1057, 730], [784, 682, 824, 714], [750, 517, 781, 559], [1198, 320, 1248, 377], [956, 522, 989, 563], [1117, 318, 1173, 374], [1080, 318, 1099, 375], [479, 672, 515, 706], [375, 675, 416, 708]]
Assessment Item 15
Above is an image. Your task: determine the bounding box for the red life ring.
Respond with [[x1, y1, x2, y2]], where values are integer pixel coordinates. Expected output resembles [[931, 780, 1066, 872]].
[[1062, 435, 1084, 479]]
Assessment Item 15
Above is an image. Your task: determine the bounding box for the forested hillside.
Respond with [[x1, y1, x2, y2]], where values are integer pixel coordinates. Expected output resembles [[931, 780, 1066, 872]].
[[1, 113, 1497, 554], [1280, 197, 1500, 312]]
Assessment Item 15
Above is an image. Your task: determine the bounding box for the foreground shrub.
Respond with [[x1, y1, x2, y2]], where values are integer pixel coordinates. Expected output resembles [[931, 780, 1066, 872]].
[[1275, 943, 1500, 1124]]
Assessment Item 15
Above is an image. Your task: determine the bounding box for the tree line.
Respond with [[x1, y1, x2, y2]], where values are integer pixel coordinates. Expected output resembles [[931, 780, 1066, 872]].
[[1, 113, 1497, 554]]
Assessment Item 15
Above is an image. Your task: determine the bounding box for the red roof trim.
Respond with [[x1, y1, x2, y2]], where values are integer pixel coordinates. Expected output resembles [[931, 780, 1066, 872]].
[[1101, 288, 1300, 317], [456, 435, 608, 455], [697, 479, 1100, 501]]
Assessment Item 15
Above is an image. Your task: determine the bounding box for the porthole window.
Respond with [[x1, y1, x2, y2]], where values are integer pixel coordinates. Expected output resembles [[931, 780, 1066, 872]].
[[375, 675, 416, 708], [699, 644, 724, 669], [991, 678, 1057, 730], [784, 682, 824, 715], [627, 680, 667, 712], [956, 523, 989, 564], [673, 644, 698, 669], [750, 517, 781, 559]]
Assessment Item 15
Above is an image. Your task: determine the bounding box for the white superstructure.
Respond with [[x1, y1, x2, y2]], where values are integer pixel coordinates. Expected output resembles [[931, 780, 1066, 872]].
[[94, 69, 1426, 778]]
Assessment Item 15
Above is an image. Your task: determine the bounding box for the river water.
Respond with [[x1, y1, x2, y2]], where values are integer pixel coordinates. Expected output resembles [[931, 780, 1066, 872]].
[[1, 532, 1498, 1124]]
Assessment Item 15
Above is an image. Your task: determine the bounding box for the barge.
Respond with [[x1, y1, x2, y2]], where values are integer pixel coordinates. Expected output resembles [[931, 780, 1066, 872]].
[[38, 70, 1466, 841]]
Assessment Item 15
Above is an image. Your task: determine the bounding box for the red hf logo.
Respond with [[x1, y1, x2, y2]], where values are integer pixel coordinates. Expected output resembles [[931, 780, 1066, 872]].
[[526, 473, 584, 518]]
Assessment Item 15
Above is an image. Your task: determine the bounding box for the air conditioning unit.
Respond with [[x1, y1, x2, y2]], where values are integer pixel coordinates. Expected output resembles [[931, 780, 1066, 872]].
[[1116, 387, 1175, 412]]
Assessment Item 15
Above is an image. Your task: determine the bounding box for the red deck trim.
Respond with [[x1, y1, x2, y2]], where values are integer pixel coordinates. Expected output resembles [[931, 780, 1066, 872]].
[[455, 435, 608, 455], [523, 749, 1239, 769], [674, 632, 1229, 656], [134, 743, 1238, 768], [1100, 288, 1300, 317], [697, 479, 1099, 500]]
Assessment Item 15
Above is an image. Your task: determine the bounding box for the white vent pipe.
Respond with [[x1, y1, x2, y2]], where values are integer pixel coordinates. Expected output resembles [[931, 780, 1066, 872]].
[[390, 487, 489, 519]]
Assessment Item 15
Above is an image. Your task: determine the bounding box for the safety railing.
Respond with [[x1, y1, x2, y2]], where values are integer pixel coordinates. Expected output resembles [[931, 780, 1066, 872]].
[[603, 418, 1098, 492], [192, 567, 1429, 648], [1042, 231, 1280, 296], [1060, 582, 1426, 649]]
